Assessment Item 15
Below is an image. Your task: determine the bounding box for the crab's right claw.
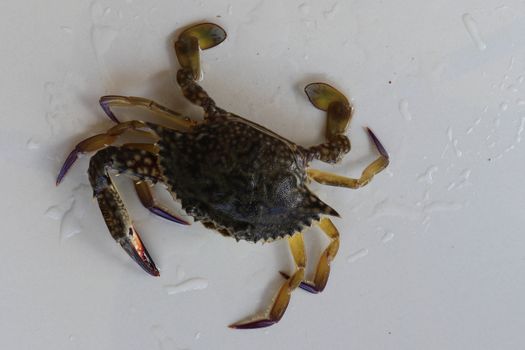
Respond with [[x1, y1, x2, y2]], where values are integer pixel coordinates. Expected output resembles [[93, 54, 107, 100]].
[[120, 227, 160, 276], [175, 23, 227, 80]]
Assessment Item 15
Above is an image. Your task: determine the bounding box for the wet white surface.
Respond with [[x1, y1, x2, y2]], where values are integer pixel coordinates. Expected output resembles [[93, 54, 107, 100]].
[[2, 0, 525, 349]]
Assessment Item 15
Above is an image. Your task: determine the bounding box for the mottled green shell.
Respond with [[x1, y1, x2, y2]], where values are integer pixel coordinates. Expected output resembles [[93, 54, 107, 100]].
[[148, 115, 337, 242]]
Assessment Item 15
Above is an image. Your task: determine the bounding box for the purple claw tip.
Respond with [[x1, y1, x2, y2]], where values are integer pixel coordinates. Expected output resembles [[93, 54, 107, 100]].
[[229, 319, 276, 329], [56, 147, 80, 185], [148, 207, 189, 225], [366, 127, 389, 159], [99, 97, 121, 123]]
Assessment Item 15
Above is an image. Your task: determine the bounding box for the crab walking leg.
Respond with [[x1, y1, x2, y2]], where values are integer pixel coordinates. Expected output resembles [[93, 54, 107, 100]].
[[308, 128, 389, 189], [56, 121, 154, 185], [118, 142, 188, 225], [229, 233, 306, 329], [281, 218, 340, 293], [88, 146, 164, 276], [134, 181, 188, 225], [99, 95, 195, 128]]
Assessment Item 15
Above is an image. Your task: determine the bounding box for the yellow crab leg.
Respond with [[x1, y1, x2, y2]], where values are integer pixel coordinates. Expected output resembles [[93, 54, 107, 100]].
[[133, 181, 188, 225], [229, 233, 306, 329], [117, 142, 188, 225], [99, 95, 196, 129], [56, 121, 153, 185], [308, 128, 389, 189], [281, 218, 340, 293]]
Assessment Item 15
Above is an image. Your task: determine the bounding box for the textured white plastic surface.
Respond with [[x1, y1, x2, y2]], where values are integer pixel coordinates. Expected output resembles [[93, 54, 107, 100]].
[[2, 1, 525, 349]]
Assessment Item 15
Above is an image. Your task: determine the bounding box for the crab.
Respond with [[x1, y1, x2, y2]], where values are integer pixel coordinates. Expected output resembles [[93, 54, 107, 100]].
[[56, 22, 389, 329]]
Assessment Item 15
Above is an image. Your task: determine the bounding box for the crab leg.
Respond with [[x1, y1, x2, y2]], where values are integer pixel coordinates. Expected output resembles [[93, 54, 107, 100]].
[[229, 233, 306, 329], [308, 128, 389, 189], [118, 142, 188, 225], [56, 121, 154, 185], [175, 23, 227, 117], [88, 146, 166, 276], [99, 95, 196, 129], [280, 218, 340, 293], [134, 181, 188, 225]]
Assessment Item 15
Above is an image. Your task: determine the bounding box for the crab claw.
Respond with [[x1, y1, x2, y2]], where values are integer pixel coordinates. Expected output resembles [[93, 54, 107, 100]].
[[120, 227, 160, 276]]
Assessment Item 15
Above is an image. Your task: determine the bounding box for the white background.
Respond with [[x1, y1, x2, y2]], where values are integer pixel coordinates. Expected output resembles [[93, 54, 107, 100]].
[[1, 0, 525, 349]]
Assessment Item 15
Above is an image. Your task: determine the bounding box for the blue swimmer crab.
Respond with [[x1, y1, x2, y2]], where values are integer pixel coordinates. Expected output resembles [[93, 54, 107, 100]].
[[56, 23, 389, 329]]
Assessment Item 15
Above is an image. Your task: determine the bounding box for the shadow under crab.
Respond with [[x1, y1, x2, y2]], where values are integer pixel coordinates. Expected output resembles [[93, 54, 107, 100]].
[[56, 22, 389, 329]]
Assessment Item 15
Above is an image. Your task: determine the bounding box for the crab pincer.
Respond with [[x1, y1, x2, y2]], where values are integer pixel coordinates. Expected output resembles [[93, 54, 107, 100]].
[[120, 226, 159, 276]]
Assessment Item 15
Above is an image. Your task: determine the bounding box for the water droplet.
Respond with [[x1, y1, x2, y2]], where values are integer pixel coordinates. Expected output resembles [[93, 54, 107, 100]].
[[323, 2, 340, 20], [516, 117, 525, 143], [26, 138, 40, 150], [499, 102, 509, 112], [347, 248, 369, 263], [517, 75, 525, 84], [423, 201, 463, 213], [194, 332, 201, 340], [462, 13, 487, 51], [104, 7, 112, 15], [60, 201, 82, 239], [506, 84, 518, 93], [69, 335, 76, 342], [398, 99, 412, 121], [45, 204, 69, 220], [91, 26, 118, 56], [447, 169, 472, 191], [227, 4, 233, 15], [466, 117, 482, 134], [164, 278, 209, 295], [381, 232, 395, 243], [299, 3, 310, 15], [417, 166, 438, 184], [60, 26, 73, 34], [176, 265, 186, 281], [150, 325, 177, 350], [447, 127, 462, 157], [516, 98, 525, 106]]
